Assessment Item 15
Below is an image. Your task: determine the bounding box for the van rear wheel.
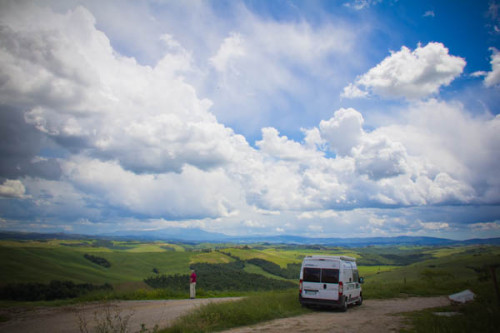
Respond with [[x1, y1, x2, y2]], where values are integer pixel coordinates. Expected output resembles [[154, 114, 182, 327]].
[[339, 297, 348, 312]]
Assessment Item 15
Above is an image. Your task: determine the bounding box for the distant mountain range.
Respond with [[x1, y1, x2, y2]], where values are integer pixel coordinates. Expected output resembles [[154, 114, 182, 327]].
[[1, 229, 500, 246]]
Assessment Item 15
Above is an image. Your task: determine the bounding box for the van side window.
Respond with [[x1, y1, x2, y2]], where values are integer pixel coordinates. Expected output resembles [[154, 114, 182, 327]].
[[353, 269, 359, 282], [321, 269, 339, 283], [303, 268, 321, 282]]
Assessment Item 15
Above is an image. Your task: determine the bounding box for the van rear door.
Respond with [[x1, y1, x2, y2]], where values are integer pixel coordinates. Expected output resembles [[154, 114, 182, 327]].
[[317, 268, 339, 301], [302, 260, 340, 301]]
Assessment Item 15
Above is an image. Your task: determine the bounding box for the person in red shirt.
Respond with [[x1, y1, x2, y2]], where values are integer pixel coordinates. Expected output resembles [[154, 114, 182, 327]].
[[190, 270, 197, 299]]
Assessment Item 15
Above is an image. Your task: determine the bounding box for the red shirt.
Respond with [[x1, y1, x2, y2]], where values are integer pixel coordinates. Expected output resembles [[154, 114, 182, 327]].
[[190, 272, 197, 283]]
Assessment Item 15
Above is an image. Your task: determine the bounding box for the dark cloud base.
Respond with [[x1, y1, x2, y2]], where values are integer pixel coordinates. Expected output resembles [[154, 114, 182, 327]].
[[0, 105, 61, 180]]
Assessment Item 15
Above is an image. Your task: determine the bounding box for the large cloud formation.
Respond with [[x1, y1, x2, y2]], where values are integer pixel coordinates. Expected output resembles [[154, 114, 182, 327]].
[[0, 3, 498, 238]]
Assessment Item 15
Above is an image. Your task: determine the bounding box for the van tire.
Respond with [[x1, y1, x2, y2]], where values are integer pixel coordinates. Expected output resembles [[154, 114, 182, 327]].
[[356, 294, 363, 306], [339, 297, 348, 312]]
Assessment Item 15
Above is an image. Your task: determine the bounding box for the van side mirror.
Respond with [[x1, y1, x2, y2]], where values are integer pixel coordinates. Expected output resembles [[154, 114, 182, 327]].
[[359, 277, 364, 284]]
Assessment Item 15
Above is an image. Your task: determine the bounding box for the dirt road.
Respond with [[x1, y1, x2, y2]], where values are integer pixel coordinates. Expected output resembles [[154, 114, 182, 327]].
[[223, 296, 450, 333], [0, 296, 449, 333], [0, 298, 240, 333]]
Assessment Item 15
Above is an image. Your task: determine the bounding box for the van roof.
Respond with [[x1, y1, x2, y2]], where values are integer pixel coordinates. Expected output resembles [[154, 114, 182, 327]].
[[304, 255, 356, 262]]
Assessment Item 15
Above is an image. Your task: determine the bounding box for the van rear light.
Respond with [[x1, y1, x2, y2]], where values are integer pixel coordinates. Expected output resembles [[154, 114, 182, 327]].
[[299, 279, 303, 293], [338, 281, 343, 297]]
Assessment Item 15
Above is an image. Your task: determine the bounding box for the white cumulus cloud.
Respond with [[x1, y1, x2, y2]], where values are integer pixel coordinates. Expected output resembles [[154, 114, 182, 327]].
[[0, 179, 26, 199], [342, 42, 466, 100], [319, 108, 364, 156], [484, 47, 500, 87], [209, 32, 246, 73], [256, 127, 323, 161]]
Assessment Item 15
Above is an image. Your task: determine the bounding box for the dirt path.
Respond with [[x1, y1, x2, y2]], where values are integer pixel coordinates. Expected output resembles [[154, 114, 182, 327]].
[[223, 296, 450, 333], [0, 297, 240, 333]]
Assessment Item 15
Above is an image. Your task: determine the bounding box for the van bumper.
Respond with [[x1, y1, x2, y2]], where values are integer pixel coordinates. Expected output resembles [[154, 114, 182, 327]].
[[299, 294, 342, 308]]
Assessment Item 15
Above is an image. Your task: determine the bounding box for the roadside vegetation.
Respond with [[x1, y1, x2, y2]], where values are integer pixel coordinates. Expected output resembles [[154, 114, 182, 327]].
[[402, 283, 500, 333], [161, 290, 309, 333]]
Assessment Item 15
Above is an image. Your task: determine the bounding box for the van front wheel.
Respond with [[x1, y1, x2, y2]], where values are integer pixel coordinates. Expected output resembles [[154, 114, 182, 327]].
[[356, 294, 363, 306]]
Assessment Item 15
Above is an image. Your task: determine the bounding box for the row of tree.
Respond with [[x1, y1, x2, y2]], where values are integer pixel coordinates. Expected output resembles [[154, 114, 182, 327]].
[[246, 258, 301, 279], [0, 280, 113, 301], [84, 253, 111, 268]]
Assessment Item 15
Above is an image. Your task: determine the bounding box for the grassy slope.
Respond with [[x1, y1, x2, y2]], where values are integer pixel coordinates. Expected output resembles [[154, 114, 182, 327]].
[[0, 242, 194, 285], [362, 246, 500, 298]]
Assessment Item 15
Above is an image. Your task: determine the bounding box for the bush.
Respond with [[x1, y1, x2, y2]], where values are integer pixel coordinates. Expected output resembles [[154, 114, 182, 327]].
[[144, 274, 189, 291]]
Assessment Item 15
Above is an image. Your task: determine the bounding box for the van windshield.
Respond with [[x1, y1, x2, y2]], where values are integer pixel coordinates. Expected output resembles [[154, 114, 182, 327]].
[[303, 268, 339, 283]]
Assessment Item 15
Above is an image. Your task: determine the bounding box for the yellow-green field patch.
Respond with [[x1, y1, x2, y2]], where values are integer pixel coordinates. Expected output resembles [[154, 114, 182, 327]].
[[423, 246, 468, 258], [220, 248, 293, 267], [125, 243, 169, 253], [190, 251, 235, 264], [358, 265, 398, 277]]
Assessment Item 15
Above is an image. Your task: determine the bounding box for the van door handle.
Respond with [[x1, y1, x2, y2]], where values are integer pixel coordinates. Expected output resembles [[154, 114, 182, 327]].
[[323, 284, 327, 289]]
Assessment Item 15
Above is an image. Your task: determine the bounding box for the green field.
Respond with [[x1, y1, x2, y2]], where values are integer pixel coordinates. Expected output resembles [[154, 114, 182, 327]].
[[1, 239, 499, 299]]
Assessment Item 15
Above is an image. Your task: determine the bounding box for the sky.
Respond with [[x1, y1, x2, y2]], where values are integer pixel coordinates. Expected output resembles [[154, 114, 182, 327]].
[[0, 0, 499, 240]]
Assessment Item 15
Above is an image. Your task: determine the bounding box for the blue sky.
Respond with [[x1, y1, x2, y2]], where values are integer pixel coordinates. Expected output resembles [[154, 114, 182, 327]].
[[0, 0, 499, 240]]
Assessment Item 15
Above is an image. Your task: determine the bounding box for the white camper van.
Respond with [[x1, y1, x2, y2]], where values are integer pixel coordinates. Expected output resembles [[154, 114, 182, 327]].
[[299, 255, 363, 311]]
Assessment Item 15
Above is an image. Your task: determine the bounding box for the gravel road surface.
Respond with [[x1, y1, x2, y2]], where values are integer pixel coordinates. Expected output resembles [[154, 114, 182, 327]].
[[0, 298, 240, 333]]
